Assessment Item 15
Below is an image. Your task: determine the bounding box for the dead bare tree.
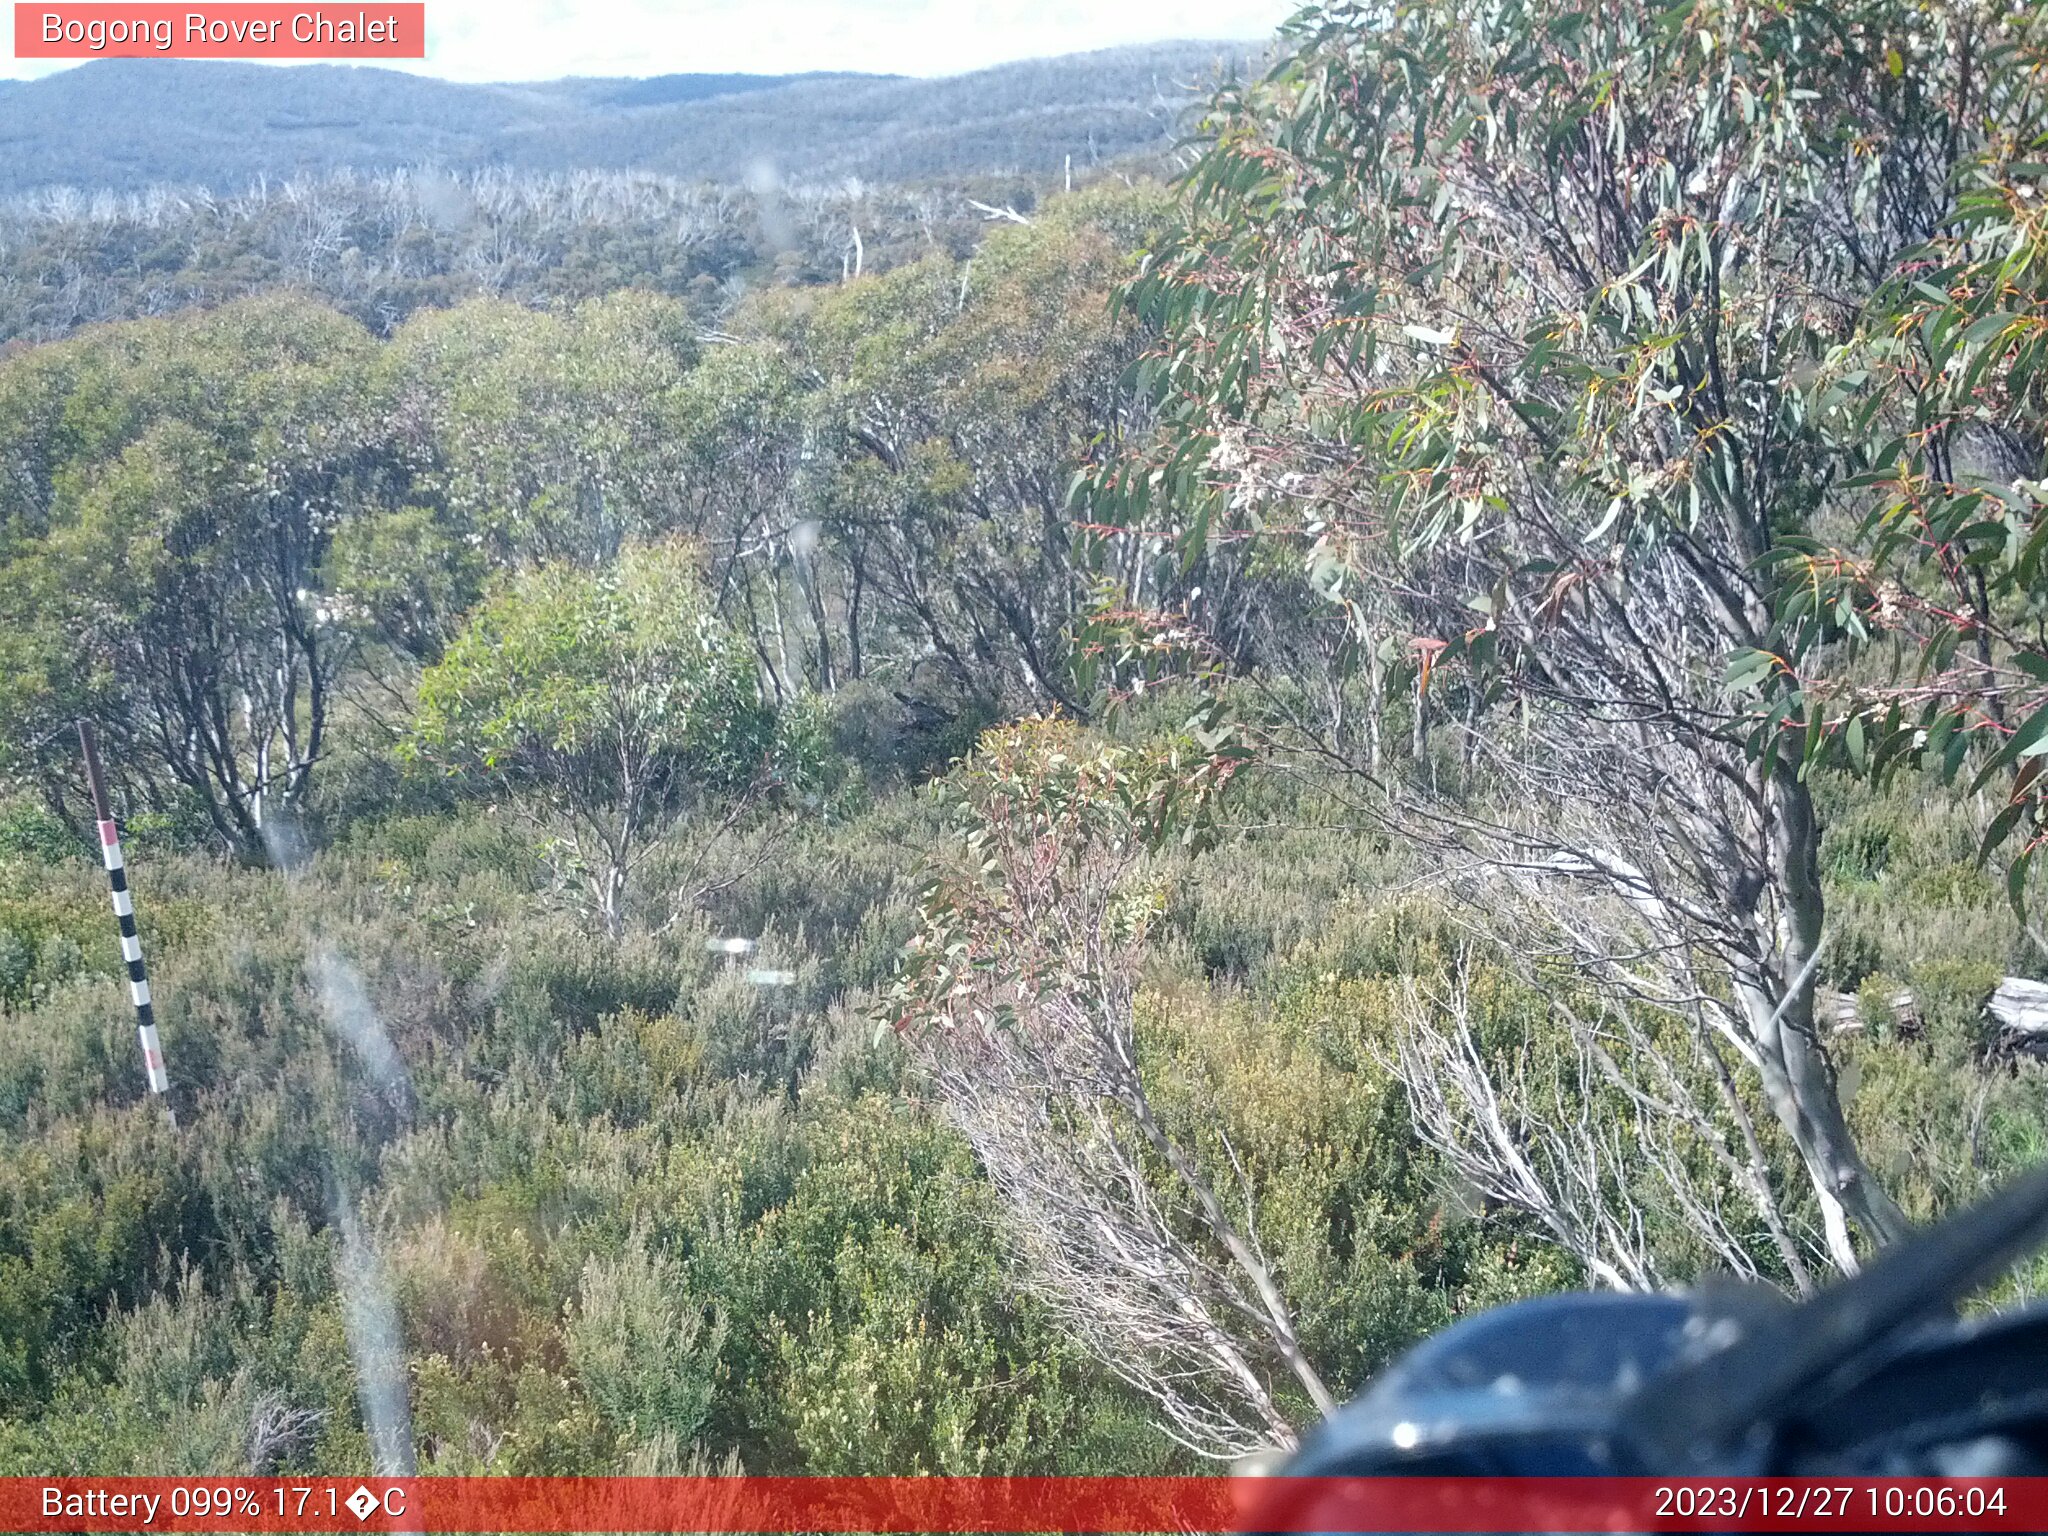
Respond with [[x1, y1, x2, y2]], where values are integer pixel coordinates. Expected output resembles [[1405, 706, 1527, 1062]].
[[245, 1392, 325, 1474], [1387, 941, 1824, 1299], [1392, 967, 1660, 1293], [897, 723, 1334, 1458], [1420, 639, 1904, 1278]]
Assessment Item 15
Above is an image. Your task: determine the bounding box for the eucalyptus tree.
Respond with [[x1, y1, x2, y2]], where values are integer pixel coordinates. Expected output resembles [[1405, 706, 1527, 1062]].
[[739, 186, 1165, 714], [384, 291, 701, 568], [0, 295, 396, 855], [1773, 11, 2048, 895], [408, 540, 778, 934], [665, 339, 813, 701], [1096, 0, 2013, 1268]]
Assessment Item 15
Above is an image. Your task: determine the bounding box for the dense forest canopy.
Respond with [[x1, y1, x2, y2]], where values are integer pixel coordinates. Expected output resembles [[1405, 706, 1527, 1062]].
[[4, 0, 2048, 1480]]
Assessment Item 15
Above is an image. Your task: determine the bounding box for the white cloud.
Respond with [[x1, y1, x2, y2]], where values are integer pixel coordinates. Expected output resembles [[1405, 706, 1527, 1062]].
[[4, 0, 1297, 81]]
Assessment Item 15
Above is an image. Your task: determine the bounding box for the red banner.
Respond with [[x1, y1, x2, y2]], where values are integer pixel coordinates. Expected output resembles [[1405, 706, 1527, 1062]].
[[15, 5, 425, 59], [2, 1476, 2044, 1533]]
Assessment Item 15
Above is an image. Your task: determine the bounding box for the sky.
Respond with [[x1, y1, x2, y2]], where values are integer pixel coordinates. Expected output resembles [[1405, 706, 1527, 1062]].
[[5, 0, 1299, 82]]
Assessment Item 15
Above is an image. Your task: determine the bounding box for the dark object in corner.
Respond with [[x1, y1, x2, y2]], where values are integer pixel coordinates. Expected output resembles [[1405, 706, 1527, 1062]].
[[1274, 1163, 2048, 1484]]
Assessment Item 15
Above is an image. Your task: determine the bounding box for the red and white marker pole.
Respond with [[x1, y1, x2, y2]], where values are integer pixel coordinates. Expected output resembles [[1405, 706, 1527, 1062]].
[[77, 722, 174, 1118]]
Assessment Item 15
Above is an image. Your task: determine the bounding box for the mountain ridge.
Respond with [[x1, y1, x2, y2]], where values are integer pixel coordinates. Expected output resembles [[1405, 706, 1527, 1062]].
[[0, 43, 1256, 194]]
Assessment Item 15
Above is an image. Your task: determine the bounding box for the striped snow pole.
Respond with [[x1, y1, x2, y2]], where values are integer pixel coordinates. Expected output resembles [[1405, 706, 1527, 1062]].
[[77, 722, 173, 1113]]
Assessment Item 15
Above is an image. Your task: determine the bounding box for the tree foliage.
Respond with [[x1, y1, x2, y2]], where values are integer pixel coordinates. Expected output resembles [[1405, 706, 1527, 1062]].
[[0, 296, 393, 855], [0, 191, 1165, 854], [1089, 0, 2042, 1266], [1773, 14, 2048, 896], [410, 542, 775, 931]]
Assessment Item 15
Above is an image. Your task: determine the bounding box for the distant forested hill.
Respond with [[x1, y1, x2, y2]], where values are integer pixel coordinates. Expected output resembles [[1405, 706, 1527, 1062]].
[[0, 42, 1253, 195], [0, 165, 1075, 345]]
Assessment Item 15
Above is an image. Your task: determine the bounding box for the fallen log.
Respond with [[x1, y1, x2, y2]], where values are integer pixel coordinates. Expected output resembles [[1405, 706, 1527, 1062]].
[[1987, 977, 2048, 1056], [1821, 987, 1922, 1039]]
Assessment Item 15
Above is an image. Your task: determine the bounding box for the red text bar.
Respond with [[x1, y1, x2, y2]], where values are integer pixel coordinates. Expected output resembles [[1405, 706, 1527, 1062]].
[[2, 1477, 2045, 1533], [15, 5, 425, 59]]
